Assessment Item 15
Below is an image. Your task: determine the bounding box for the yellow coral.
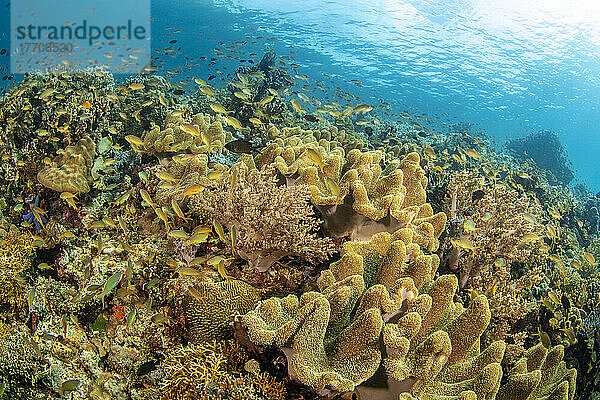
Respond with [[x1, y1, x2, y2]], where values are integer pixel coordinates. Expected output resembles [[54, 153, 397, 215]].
[[241, 229, 441, 392], [255, 129, 446, 244], [143, 111, 230, 154], [37, 136, 95, 193], [496, 343, 576, 400]]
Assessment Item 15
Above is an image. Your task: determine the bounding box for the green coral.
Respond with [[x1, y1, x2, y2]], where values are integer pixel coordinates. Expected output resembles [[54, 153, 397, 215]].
[[496, 343, 576, 400]]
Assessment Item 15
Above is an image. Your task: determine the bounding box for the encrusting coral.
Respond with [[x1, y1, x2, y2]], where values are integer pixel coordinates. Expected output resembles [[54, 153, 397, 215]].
[[36, 136, 95, 193], [191, 162, 335, 272]]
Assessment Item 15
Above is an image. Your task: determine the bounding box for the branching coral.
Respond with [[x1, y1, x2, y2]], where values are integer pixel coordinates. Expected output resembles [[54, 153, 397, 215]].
[[37, 136, 95, 193], [191, 162, 335, 271], [155, 340, 286, 400], [442, 169, 545, 288], [0, 226, 35, 318], [182, 279, 260, 343]]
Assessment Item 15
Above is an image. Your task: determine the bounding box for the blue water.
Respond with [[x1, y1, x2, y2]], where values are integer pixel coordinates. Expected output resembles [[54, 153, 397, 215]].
[[2, 0, 599, 191], [150, 0, 600, 192]]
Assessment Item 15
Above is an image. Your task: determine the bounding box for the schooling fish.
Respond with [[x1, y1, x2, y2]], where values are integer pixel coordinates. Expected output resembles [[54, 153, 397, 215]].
[[225, 139, 260, 154]]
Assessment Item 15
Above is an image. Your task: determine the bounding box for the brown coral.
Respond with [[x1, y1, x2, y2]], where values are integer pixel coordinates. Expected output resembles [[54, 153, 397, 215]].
[[37, 136, 95, 193], [191, 162, 335, 272]]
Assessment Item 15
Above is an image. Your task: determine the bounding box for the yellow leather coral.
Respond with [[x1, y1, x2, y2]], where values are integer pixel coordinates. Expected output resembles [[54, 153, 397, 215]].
[[37, 136, 95, 193], [254, 129, 446, 246], [142, 111, 230, 154], [241, 229, 440, 392]]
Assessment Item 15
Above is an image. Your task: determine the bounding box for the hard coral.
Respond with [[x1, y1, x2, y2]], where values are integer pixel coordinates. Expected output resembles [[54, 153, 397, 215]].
[[0, 226, 35, 318], [183, 279, 260, 343], [192, 162, 335, 272], [37, 136, 95, 193]]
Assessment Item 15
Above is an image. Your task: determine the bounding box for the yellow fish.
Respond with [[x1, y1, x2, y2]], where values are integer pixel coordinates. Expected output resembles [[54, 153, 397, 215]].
[[156, 171, 178, 183], [224, 115, 244, 131], [209, 103, 231, 115], [424, 145, 436, 159], [128, 83, 144, 91], [180, 124, 201, 136], [213, 220, 227, 243], [125, 135, 144, 147], [325, 177, 340, 197], [140, 189, 155, 208], [256, 96, 274, 107], [207, 170, 224, 180], [520, 233, 542, 243], [171, 199, 191, 222], [188, 233, 209, 244], [464, 148, 483, 160], [192, 225, 213, 235], [584, 252, 596, 266], [177, 267, 201, 276], [200, 86, 216, 97], [305, 148, 328, 172], [168, 229, 190, 240], [463, 220, 476, 232], [450, 237, 477, 251], [291, 100, 303, 114], [177, 184, 205, 200]]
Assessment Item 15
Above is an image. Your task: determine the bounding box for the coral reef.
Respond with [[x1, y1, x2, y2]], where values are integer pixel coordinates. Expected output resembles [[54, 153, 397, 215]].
[[192, 162, 335, 271], [0, 56, 588, 400], [507, 130, 575, 185], [36, 136, 95, 193], [142, 111, 230, 155]]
